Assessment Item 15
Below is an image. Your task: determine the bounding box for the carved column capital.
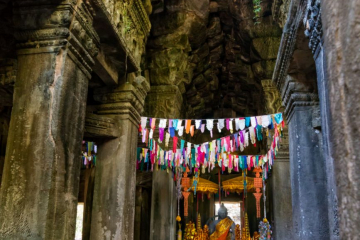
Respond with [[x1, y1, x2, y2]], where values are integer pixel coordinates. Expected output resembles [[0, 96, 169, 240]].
[[13, 0, 100, 77], [145, 85, 183, 119], [91, 78, 149, 125], [281, 75, 319, 121], [84, 113, 119, 138], [261, 79, 282, 114]]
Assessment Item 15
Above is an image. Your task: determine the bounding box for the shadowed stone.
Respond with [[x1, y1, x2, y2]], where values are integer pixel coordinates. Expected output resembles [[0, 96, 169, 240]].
[[251, 37, 281, 60]]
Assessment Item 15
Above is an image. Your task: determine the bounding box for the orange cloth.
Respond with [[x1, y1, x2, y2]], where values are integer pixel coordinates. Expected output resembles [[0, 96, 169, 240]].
[[186, 120, 191, 134], [210, 218, 233, 240], [151, 118, 156, 129], [190, 125, 195, 137]]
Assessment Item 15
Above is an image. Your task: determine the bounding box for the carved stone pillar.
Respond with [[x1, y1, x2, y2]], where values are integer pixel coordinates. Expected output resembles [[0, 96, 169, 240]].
[[321, 0, 360, 238], [150, 171, 177, 240], [270, 124, 292, 240], [89, 77, 149, 240], [304, 2, 339, 238], [281, 76, 330, 240], [145, 85, 183, 240], [261, 79, 292, 240], [0, 1, 99, 239], [145, 85, 183, 119]]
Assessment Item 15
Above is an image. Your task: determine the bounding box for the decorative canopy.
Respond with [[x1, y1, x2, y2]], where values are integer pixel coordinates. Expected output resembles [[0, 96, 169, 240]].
[[190, 177, 218, 195], [222, 174, 255, 194]]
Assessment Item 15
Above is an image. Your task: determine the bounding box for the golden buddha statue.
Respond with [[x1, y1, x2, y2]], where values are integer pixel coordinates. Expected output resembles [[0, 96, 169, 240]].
[[203, 225, 210, 240], [194, 214, 210, 240], [184, 221, 197, 240], [194, 225, 210, 240], [194, 229, 203, 240], [208, 204, 235, 240]]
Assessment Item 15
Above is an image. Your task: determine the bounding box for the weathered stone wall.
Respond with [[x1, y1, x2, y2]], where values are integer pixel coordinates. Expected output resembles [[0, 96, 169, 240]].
[[146, 0, 282, 118], [321, 1, 360, 239], [272, 0, 291, 28], [98, 0, 151, 64], [0, 1, 100, 239]]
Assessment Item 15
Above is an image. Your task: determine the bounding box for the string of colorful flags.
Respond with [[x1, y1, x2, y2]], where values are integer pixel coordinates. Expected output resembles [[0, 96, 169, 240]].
[[137, 113, 284, 179], [82, 141, 97, 168], [139, 113, 283, 144]]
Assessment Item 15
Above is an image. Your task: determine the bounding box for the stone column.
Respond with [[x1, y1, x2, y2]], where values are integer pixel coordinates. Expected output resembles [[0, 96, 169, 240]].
[[150, 171, 177, 240], [304, 3, 339, 238], [134, 186, 152, 240], [321, 1, 360, 238], [282, 76, 330, 240], [270, 125, 292, 240], [82, 168, 96, 240], [0, 1, 99, 239], [145, 85, 183, 240], [89, 78, 149, 240], [261, 80, 292, 240]]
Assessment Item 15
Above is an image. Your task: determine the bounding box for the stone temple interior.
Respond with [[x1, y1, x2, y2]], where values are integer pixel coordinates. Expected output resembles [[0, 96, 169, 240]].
[[0, 0, 359, 240]]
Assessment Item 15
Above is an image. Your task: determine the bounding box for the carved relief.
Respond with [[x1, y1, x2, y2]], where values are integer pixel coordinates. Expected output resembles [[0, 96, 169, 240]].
[[84, 113, 119, 138], [261, 79, 282, 114], [304, 0, 322, 54], [145, 85, 183, 118], [13, 1, 100, 74], [92, 77, 150, 124], [96, 0, 151, 63]]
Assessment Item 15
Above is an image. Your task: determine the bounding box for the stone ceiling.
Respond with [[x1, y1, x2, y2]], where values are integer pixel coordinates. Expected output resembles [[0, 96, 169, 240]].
[[146, 0, 282, 118]]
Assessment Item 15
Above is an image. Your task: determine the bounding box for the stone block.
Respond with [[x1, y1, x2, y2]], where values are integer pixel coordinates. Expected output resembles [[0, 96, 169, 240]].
[[150, 12, 186, 36], [149, 33, 190, 50], [193, 74, 207, 88], [191, 43, 209, 64], [251, 60, 276, 79], [187, 94, 202, 106], [227, 61, 252, 74], [209, 75, 219, 91], [207, 17, 222, 38], [209, 45, 224, 62], [188, 16, 208, 48], [150, 48, 187, 69], [208, 33, 224, 49], [238, 16, 283, 39], [209, 1, 219, 12], [251, 37, 281, 60]]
